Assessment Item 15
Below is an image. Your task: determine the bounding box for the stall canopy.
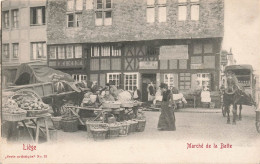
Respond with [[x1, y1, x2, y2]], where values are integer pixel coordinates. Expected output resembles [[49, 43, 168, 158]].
[[14, 63, 74, 85]]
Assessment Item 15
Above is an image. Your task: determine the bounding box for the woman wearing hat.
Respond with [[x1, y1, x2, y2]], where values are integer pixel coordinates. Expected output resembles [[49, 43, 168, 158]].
[[157, 83, 176, 131]]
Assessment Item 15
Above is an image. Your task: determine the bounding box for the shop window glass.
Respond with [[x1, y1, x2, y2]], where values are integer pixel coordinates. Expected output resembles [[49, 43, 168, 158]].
[[179, 73, 191, 90], [107, 73, 121, 88], [124, 73, 138, 91], [164, 74, 174, 89]]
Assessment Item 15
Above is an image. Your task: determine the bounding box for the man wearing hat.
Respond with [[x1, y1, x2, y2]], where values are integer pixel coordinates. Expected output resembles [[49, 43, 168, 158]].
[[157, 83, 176, 131]]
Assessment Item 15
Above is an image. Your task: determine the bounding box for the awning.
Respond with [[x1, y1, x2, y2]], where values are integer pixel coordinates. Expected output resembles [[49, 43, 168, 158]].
[[14, 63, 74, 85]]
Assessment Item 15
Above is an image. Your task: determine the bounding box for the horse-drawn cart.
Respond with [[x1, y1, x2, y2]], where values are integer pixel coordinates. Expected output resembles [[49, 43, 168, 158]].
[[222, 65, 259, 132], [3, 63, 88, 116]]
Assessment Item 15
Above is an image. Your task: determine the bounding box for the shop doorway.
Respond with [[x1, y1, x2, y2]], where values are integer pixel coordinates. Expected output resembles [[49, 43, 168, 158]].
[[141, 73, 156, 102]]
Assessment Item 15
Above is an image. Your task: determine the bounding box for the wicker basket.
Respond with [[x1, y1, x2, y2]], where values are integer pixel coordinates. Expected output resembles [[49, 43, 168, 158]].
[[91, 129, 108, 141], [86, 121, 108, 138], [61, 117, 79, 132], [119, 122, 130, 137], [102, 102, 121, 109], [136, 120, 146, 132], [2, 112, 27, 122], [51, 117, 62, 130], [107, 125, 120, 138], [27, 109, 49, 117], [127, 120, 138, 134]]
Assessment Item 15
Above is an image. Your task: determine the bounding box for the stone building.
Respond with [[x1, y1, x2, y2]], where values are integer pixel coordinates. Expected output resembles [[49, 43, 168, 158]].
[[1, 0, 47, 88], [47, 0, 224, 101]]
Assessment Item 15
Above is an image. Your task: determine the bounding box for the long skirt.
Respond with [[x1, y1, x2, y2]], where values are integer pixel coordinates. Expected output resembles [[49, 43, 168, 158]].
[[157, 101, 176, 131]]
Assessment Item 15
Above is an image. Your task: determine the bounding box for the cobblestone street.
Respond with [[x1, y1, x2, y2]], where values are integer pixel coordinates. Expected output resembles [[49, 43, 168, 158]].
[[2, 106, 259, 163]]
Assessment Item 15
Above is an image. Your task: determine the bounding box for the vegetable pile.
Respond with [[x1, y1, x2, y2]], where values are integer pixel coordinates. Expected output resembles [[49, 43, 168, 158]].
[[2, 99, 27, 114]]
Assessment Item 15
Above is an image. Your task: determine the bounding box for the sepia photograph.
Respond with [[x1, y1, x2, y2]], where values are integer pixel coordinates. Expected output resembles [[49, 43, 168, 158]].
[[0, 0, 260, 163]]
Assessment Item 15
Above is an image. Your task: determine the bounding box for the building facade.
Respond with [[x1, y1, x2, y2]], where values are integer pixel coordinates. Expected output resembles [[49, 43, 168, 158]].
[[1, 0, 47, 88], [47, 0, 224, 101]]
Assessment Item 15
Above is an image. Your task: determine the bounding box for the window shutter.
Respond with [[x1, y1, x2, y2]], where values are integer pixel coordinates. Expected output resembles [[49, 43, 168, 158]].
[[42, 7, 46, 24]]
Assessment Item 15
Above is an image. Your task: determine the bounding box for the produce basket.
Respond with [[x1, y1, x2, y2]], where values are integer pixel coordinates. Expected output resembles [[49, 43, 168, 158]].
[[27, 109, 49, 117], [107, 124, 120, 139], [136, 119, 146, 132], [127, 120, 138, 134], [118, 122, 130, 137], [61, 116, 79, 132], [51, 116, 62, 130], [86, 121, 108, 138], [91, 129, 108, 141], [2, 112, 27, 122], [102, 101, 121, 109]]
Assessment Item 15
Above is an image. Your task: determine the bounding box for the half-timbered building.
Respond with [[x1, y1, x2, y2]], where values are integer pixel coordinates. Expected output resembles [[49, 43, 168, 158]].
[[46, 0, 224, 101]]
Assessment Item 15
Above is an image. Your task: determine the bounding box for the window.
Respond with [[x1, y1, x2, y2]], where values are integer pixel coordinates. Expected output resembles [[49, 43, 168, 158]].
[[191, 4, 199, 20], [91, 46, 100, 57], [58, 46, 65, 59], [67, 0, 74, 11], [2, 44, 10, 60], [30, 7, 45, 25], [91, 45, 121, 57], [67, 14, 74, 27], [146, 0, 155, 23], [86, 0, 94, 9], [72, 74, 87, 82], [158, 6, 166, 22], [158, 0, 166, 22], [112, 46, 121, 56], [31, 42, 46, 59], [164, 74, 174, 89], [124, 73, 138, 91], [179, 73, 191, 90], [49, 46, 57, 59], [12, 9, 19, 28], [76, 0, 83, 10], [75, 45, 82, 58], [101, 46, 110, 56], [12, 43, 19, 59], [95, 0, 112, 26], [67, 0, 83, 27], [66, 45, 74, 59], [3, 11, 9, 28], [147, 46, 159, 56], [178, 0, 199, 21], [67, 0, 83, 11], [196, 73, 210, 90], [107, 73, 121, 88], [178, 5, 187, 21]]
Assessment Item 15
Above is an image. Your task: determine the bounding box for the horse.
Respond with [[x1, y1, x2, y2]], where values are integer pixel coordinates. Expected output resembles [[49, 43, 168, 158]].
[[223, 75, 256, 124]]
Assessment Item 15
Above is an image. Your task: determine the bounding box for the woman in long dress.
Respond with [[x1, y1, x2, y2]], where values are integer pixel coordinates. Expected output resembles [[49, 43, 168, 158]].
[[157, 83, 176, 131]]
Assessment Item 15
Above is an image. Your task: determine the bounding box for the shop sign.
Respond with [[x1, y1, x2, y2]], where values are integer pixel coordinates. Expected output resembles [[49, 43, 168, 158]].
[[159, 45, 188, 60], [139, 61, 158, 69]]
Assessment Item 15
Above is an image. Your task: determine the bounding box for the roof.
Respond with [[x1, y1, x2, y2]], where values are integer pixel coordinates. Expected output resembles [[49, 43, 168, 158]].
[[224, 65, 253, 73], [14, 63, 74, 85]]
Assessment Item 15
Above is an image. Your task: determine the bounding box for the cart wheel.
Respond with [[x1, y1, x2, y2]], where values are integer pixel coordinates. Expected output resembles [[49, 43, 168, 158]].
[[222, 105, 226, 117], [256, 122, 260, 133]]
